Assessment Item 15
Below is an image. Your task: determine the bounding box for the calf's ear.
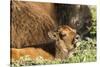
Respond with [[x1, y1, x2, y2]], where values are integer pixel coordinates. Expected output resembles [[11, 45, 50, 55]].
[[48, 31, 59, 40]]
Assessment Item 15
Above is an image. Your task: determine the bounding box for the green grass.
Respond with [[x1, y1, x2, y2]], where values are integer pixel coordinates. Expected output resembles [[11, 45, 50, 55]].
[[66, 39, 96, 63]]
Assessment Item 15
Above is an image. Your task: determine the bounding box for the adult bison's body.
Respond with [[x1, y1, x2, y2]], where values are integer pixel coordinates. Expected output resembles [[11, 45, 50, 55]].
[[11, 1, 56, 48], [11, 1, 92, 48]]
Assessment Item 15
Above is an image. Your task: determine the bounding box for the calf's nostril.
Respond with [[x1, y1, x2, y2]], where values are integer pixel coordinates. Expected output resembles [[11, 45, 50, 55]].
[[75, 34, 80, 40]]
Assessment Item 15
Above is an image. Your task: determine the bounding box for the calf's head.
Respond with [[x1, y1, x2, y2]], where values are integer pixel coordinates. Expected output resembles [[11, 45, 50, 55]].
[[48, 25, 79, 56]]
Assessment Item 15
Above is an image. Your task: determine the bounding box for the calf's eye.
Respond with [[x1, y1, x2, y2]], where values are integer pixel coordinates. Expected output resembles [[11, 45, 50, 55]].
[[59, 32, 67, 40]]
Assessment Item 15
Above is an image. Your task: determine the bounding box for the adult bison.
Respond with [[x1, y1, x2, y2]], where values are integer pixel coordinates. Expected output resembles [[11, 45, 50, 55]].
[[11, 1, 92, 48]]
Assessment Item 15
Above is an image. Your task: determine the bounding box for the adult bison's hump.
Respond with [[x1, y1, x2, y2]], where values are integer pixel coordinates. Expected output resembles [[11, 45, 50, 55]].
[[11, 1, 56, 48]]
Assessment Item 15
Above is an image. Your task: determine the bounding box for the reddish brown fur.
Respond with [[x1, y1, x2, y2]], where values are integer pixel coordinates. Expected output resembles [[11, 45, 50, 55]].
[[11, 48, 54, 60], [11, 25, 77, 60]]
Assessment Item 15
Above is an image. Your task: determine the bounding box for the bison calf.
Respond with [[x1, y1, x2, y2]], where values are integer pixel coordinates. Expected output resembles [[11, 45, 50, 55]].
[[11, 25, 79, 61]]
